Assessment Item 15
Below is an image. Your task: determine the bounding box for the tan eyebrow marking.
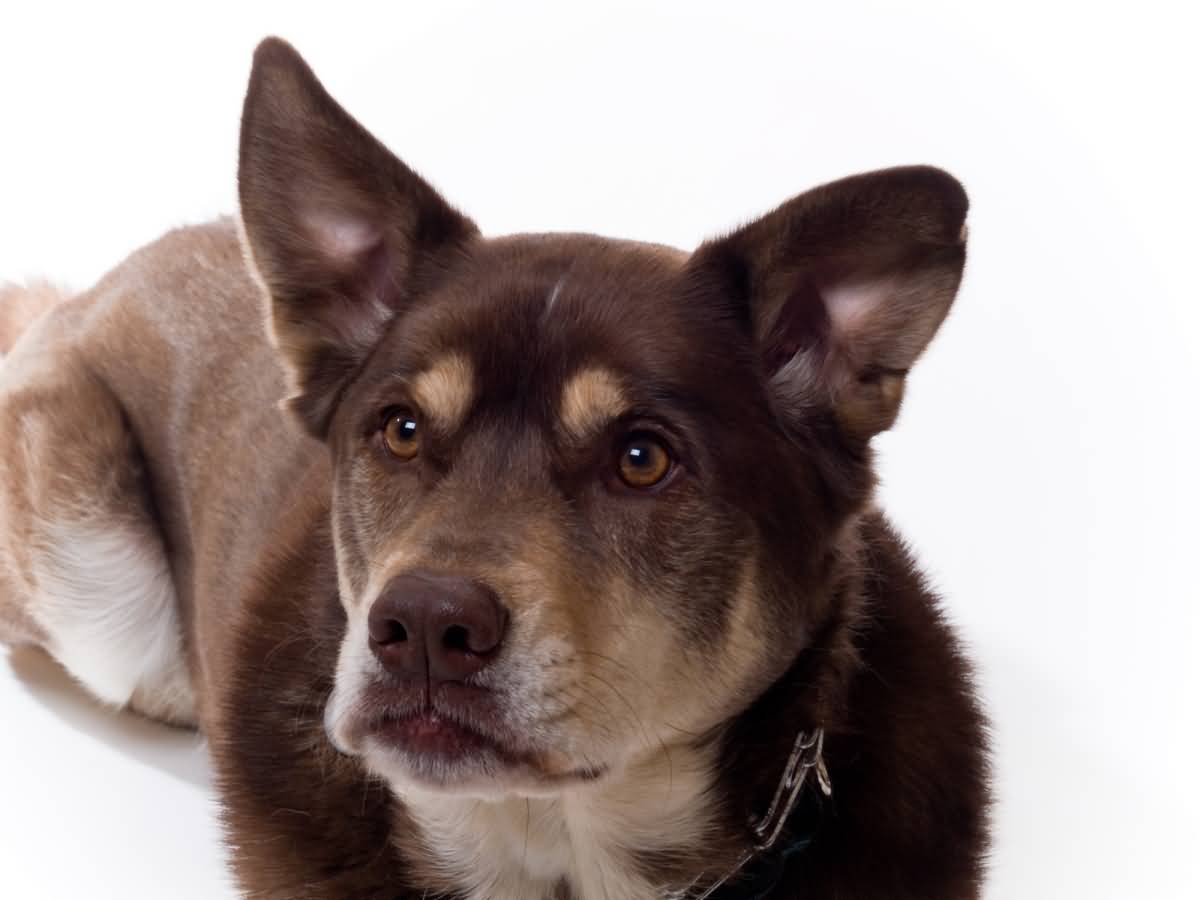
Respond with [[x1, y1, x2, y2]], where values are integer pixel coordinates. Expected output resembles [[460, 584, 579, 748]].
[[560, 367, 628, 442], [412, 353, 475, 433]]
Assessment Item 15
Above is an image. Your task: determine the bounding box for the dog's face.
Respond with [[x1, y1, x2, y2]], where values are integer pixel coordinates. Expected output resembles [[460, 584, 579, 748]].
[[238, 40, 967, 798], [320, 237, 809, 796]]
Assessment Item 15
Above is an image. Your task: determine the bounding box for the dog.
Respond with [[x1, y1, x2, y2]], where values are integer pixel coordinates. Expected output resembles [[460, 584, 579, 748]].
[[0, 37, 989, 900]]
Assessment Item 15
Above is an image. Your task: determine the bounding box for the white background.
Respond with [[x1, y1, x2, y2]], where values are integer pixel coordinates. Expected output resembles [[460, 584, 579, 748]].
[[1, 1, 1197, 897]]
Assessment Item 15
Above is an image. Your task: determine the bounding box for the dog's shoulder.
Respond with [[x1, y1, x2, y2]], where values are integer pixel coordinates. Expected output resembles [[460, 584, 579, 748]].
[[794, 511, 991, 898]]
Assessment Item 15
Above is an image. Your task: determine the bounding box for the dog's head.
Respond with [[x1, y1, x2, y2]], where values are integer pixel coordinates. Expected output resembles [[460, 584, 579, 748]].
[[238, 39, 967, 798]]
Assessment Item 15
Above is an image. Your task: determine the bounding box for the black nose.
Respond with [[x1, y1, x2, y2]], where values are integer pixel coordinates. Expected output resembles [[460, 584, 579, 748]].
[[367, 571, 508, 684]]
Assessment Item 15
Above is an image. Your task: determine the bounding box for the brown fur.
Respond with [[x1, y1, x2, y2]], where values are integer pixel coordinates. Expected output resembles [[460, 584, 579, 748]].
[[0, 37, 989, 900]]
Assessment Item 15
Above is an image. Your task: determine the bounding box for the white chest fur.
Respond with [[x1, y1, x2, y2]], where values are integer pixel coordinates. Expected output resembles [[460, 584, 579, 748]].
[[401, 745, 720, 900]]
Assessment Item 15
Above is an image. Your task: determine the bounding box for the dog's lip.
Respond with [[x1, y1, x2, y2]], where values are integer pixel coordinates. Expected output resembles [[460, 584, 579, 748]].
[[345, 681, 614, 787], [351, 681, 515, 752], [365, 714, 610, 788], [351, 692, 611, 785], [367, 709, 510, 761]]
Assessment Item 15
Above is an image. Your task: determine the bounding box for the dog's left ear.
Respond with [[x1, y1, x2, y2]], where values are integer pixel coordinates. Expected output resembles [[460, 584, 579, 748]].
[[238, 37, 479, 437], [688, 166, 968, 441]]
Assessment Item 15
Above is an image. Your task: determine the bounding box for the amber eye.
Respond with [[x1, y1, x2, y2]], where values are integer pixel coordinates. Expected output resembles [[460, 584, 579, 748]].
[[617, 434, 673, 489], [382, 409, 421, 460]]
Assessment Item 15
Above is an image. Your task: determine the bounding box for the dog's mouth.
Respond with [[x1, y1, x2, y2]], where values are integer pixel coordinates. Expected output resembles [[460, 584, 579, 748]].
[[335, 680, 608, 791], [366, 709, 515, 764]]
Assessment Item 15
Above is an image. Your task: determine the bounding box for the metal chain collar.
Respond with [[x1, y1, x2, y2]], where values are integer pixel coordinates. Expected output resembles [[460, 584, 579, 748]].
[[663, 727, 832, 900]]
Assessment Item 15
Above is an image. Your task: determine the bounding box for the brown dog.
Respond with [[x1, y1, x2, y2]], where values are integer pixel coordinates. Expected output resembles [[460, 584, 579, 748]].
[[0, 37, 989, 900]]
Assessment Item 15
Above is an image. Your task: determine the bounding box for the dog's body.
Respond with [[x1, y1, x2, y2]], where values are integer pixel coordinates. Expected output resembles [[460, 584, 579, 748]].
[[1, 39, 989, 900]]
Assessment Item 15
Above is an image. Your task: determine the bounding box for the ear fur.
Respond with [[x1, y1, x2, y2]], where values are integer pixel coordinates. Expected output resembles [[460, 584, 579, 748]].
[[690, 166, 968, 441], [238, 37, 478, 437]]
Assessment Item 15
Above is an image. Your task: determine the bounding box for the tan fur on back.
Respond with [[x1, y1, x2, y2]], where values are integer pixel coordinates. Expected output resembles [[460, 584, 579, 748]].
[[0, 280, 69, 354]]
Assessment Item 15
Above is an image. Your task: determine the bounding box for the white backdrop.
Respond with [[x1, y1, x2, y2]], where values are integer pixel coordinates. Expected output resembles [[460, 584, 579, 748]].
[[1, 2, 1197, 898]]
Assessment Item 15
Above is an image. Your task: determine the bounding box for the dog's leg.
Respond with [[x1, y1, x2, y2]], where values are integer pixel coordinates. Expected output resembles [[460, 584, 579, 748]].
[[0, 300, 195, 726], [0, 281, 66, 647]]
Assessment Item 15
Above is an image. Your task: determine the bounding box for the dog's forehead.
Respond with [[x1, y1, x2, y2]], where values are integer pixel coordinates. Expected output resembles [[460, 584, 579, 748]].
[[470, 233, 690, 335], [403, 234, 706, 386]]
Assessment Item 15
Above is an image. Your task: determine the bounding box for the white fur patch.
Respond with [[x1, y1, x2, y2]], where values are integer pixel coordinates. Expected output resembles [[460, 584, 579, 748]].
[[28, 518, 194, 724], [402, 742, 720, 900], [544, 276, 566, 317], [323, 612, 373, 753]]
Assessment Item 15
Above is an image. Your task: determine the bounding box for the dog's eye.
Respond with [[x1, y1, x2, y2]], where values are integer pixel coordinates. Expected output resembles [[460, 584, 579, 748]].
[[617, 434, 673, 489], [382, 409, 421, 460]]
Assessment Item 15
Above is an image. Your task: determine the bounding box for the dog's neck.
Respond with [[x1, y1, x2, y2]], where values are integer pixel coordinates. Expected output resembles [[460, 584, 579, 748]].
[[398, 738, 726, 900]]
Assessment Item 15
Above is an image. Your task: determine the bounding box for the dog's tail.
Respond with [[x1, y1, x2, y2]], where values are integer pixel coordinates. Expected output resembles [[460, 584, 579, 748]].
[[0, 279, 70, 356]]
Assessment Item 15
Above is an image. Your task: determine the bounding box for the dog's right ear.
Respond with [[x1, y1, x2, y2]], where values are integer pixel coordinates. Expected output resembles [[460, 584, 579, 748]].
[[238, 37, 478, 438]]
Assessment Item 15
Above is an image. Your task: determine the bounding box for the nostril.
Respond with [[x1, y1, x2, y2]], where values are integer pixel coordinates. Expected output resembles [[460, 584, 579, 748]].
[[443, 624, 470, 653], [372, 618, 408, 645]]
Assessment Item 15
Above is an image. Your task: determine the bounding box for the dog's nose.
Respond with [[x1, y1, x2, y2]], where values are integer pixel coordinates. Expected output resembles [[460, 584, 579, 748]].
[[367, 571, 507, 683]]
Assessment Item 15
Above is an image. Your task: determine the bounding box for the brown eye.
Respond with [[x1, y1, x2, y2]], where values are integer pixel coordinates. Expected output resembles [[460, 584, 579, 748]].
[[382, 410, 421, 460], [617, 434, 673, 489]]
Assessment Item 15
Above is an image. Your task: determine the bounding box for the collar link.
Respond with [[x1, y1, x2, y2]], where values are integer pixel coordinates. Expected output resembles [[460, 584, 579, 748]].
[[665, 726, 832, 900]]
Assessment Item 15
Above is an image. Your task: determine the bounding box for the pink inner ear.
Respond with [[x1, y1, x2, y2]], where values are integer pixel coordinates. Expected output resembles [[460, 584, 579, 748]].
[[823, 279, 894, 341], [302, 206, 381, 267], [765, 276, 899, 379]]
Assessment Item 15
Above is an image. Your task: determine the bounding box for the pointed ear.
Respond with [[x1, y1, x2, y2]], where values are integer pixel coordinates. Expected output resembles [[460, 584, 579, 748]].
[[689, 166, 968, 442], [237, 38, 479, 437]]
